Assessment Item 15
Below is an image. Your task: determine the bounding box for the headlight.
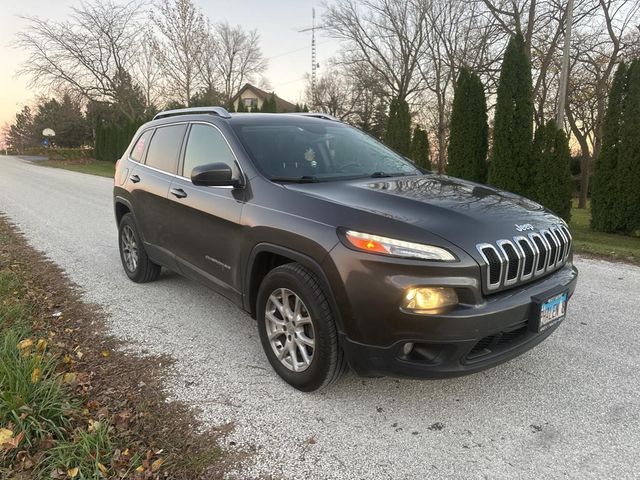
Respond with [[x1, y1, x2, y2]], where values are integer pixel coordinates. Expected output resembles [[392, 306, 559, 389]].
[[402, 287, 459, 313], [344, 230, 456, 261]]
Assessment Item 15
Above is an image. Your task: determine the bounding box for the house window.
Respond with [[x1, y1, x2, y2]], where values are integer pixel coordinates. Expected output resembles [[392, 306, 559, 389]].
[[243, 97, 257, 108]]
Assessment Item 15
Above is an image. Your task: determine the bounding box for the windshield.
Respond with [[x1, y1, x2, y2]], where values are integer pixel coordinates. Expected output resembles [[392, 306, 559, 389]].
[[232, 122, 420, 181]]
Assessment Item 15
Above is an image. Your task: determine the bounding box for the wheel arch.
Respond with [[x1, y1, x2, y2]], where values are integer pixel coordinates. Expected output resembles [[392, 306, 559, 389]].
[[244, 243, 345, 334], [114, 196, 134, 226]]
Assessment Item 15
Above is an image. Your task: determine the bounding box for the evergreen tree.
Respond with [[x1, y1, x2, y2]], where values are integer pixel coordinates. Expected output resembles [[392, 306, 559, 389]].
[[591, 62, 628, 232], [618, 59, 640, 234], [410, 126, 431, 169], [383, 98, 411, 156], [190, 87, 225, 107], [261, 94, 277, 113], [236, 100, 247, 112], [488, 34, 534, 196], [5, 106, 38, 152], [447, 67, 488, 183], [33, 94, 91, 148], [532, 120, 573, 220]]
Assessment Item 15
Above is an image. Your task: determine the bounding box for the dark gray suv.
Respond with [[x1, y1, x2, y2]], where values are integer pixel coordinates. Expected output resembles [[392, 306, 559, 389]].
[[113, 106, 578, 391]]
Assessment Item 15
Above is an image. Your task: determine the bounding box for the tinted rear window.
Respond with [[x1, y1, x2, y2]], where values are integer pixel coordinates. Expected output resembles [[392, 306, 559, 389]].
[[145, 124, 187, 173], [130, 129, 153, 162]]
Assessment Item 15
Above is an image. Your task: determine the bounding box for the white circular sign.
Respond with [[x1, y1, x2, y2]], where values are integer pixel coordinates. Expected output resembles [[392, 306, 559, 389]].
[[42, 128, 56, 137]]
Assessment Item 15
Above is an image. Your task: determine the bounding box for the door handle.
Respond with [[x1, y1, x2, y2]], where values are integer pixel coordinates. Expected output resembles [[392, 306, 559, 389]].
[[170, 187, 187, 199], [129, 174, 140, 183]]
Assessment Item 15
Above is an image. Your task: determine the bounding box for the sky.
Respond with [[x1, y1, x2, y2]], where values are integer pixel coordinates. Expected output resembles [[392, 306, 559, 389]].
[[0, 0, 342, 131]]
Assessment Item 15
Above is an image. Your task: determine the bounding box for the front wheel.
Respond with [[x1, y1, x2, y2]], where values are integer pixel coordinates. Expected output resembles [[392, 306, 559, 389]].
[[256, 263, 346, 391]]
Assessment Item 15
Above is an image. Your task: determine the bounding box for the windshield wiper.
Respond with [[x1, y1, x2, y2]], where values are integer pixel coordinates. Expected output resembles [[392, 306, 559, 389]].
[[268, 175, 319, 183], [369, 171, 411, 178]]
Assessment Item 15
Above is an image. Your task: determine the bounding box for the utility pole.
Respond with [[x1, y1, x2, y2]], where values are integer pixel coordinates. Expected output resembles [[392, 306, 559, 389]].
[[556, 0, 575, 127]]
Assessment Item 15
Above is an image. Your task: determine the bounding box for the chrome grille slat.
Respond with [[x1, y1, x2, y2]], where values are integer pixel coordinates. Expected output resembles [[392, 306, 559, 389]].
[[476, 224, 572, 293]]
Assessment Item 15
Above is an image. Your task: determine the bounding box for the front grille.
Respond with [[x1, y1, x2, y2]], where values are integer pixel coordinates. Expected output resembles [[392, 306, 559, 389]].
[[476, 225, 572, 293]]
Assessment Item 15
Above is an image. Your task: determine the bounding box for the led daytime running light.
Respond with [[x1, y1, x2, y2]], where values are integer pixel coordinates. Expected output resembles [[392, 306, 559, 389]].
[[345, 230, 456, 261]]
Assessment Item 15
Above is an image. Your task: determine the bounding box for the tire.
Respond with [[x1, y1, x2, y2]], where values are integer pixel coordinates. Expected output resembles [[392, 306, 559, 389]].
[[257, 263, 346, 391], [118, 213, 161, 283]]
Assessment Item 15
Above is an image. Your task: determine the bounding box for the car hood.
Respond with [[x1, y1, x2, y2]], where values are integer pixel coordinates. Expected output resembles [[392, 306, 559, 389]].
[[283, 174, 563, 251]]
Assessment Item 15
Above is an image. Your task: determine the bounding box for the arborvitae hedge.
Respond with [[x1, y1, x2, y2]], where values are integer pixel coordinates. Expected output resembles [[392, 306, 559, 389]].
[[591, 62, 628, 232], [95, 120, 143, 162], [618, 59, 640, 234], [384, 98, 411, 156], [447, 67, 488, 183], [532, 120, 573, 221], [488, 34, 534, 196], [410, 126, 431, 169], [260, 94, 277, 113]]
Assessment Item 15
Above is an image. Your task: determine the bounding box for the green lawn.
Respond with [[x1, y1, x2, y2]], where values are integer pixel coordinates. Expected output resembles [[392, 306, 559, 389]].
[[39, 159, 115, 178], [570, 200, 640, 264]]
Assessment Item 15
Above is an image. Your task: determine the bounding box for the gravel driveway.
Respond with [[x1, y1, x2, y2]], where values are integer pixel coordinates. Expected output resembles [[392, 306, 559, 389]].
[[1, 155, 638, 479]]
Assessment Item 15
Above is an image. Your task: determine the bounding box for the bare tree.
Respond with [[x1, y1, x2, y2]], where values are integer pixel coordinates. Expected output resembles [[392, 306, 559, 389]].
[[209, 23, 267, 102], [307, 69, 358, 120], [135, 32, 164, 112], [416, 0, 503, 172], [566, 0, 639, 208], [16, 0, 144, 120], [151, 0, 208, 106], [323, 0, 429, 102]]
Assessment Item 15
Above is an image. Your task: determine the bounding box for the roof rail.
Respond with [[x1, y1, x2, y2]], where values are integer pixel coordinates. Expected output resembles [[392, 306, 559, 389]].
[[293, 112, 339, 122], [153, 106, 232, 121]]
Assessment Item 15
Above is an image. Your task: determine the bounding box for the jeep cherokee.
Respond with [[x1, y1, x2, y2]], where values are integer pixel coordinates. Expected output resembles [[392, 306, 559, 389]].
[[113, 106, 578, 391]]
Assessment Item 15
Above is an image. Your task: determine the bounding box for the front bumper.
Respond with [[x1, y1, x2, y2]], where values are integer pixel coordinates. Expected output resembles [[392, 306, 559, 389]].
[[326, 244, 578, 378]]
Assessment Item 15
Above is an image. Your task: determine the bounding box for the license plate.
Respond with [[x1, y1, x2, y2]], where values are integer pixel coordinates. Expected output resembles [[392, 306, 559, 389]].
[[539, 292, 568, 329]]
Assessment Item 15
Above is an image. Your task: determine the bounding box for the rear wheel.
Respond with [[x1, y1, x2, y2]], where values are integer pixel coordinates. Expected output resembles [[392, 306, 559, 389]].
[[118, 213, 161, 283], [257, 263, 346, 391]]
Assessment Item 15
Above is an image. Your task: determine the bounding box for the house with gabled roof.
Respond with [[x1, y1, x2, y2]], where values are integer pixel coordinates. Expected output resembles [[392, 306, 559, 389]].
[[230, 83, 297, 112]]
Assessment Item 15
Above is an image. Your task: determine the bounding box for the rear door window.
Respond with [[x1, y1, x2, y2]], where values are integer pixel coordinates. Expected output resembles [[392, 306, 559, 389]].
[[183, 123, 239, 179], [145, 124, 187, 174], [130, 129, 153, 162]]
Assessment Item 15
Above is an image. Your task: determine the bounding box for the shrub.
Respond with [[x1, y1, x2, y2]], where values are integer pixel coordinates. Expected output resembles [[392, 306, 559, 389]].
[[488, 34, 534, 196], [447, 67, 488, 183], [532, 120, 573, 221]]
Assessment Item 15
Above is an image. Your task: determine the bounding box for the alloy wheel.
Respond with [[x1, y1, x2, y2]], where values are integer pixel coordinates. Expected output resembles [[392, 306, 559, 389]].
[[265, 288, 316, 372], [120, 225, 139, 272]]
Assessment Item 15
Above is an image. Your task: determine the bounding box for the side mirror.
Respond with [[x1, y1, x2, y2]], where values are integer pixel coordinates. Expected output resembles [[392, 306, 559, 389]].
[[191, 162, 243, 187]]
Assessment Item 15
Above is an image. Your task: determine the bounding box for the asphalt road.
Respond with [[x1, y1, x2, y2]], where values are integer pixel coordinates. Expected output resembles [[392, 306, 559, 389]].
[[1, 155, 639, 479]]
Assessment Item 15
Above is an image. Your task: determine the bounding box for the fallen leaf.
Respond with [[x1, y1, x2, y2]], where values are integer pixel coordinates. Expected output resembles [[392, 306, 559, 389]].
[[63, 372, 77, 384], [135, 466, 145, 473], [36, 339, 48, 352], [31, 368, 42, 383], [97, 462, 108, 475], [17, 339, 34, 351], [151, 458, 164, 472], [76, 350, 83, 359], [0, 428, 13, 445], [88, 419, 101, 432], [0, 430, 24, 451], [67, 467, 79, 478], [101, 350, 110, 358]]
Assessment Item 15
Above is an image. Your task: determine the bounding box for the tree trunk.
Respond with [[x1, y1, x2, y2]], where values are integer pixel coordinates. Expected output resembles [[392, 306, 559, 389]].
[[579, 154, 590, 208]]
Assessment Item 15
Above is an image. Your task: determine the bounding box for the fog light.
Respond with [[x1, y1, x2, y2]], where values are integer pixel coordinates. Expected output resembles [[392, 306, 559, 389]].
[[402, 287, 458, 313], [402, 342, 414, 355]]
